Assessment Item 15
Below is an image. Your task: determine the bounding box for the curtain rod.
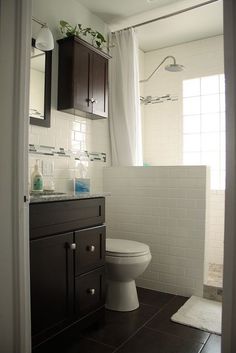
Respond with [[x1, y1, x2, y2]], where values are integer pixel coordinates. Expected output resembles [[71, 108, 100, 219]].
[[32, 16, 46, 27], [113, 0, 220, 32]]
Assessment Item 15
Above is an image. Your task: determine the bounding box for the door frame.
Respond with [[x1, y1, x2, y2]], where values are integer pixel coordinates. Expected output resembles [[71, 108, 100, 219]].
[[222, 0, 236, 352], [0, 0, 31, 352]]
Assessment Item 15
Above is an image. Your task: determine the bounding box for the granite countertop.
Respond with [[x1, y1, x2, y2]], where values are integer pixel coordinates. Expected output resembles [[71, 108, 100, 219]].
[[30, 192, 111, 204]]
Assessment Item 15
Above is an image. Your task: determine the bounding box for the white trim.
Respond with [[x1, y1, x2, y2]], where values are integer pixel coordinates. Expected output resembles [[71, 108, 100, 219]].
[[222, 0, 236, 352], [13, 0, 32, 351], [0, 0, 31, 351]]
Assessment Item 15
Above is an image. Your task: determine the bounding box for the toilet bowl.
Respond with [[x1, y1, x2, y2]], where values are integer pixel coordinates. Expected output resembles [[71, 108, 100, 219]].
[[105, 238, 152, 312]]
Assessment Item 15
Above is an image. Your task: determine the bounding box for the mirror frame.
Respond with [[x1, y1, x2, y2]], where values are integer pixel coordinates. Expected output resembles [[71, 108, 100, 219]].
[[30, 38, 52, 128]]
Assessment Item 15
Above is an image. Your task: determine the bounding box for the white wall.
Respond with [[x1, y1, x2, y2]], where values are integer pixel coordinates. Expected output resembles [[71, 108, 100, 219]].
[[140, 36, 225, 271], [29, 0, 111, 193], [104, 166, 208, 297]]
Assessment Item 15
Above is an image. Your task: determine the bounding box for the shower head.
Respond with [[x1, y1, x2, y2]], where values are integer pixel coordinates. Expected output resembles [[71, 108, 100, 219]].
[[165, 56, 184, 72], [165, 63, 184, 72], [139, 55, 184, 83]]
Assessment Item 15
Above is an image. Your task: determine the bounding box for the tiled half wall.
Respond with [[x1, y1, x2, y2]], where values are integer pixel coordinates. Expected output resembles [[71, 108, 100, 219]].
[[103, 166, 209, 297]]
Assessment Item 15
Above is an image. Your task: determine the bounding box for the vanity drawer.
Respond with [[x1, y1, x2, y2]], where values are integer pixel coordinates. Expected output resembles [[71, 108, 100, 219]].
[[30, 198, 105, 239], [75, 225, 105, 275], [75, 267, 105, 317]]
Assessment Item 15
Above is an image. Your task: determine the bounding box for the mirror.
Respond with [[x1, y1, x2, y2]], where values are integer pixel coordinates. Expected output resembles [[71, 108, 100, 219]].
[[29, 38, 52, 127]]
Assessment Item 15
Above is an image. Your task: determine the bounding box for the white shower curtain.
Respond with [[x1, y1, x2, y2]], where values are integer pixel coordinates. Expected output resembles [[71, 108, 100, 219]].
[[109, 28, 143, 166]]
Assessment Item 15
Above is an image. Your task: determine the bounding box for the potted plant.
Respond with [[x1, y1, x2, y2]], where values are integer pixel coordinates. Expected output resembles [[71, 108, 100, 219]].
[[59, 20, 107, 51]]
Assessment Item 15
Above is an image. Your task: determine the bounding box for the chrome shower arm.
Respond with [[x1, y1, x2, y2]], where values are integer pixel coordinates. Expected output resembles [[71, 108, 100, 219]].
[[139, 55, 176, 83]]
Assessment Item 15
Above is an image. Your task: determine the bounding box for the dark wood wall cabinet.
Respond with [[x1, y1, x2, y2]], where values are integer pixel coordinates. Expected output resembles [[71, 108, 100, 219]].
[[57, 36, 110, 119], [30, 197, 106, 347]]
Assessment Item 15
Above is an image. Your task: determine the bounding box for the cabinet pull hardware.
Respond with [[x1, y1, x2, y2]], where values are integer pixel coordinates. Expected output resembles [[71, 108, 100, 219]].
[[87, 288, 96, 295], [70, 243, 76, 250], [87, 245, 95, 252], [89, 97, 98, 104]]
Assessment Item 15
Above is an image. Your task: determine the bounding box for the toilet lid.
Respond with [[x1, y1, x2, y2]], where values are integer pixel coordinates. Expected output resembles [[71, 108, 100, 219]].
[[106, 238, 150, 257]]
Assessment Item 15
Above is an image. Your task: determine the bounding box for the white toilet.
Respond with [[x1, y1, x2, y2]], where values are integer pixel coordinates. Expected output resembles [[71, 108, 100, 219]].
[[105, 238, 152, 312]]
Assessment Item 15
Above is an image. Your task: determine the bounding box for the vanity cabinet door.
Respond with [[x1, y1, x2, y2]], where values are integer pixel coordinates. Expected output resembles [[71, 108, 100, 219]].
[[30, 232, 74, 339], [91, 52, 108, 118], [74, 43, 93, 114], [75, 225, 105, 275]]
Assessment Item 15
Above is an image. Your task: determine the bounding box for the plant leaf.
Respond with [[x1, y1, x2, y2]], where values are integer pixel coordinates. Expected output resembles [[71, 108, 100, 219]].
[[60, 20, 69, 27], [96, 32, 106, 42]]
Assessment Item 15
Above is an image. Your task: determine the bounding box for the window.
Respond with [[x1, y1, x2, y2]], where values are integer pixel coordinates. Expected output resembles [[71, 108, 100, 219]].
[[183, 75, 225, 189]]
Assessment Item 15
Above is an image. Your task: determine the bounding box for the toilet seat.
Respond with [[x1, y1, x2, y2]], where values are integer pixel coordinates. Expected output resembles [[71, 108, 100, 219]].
[[106, 238, 150, 257]]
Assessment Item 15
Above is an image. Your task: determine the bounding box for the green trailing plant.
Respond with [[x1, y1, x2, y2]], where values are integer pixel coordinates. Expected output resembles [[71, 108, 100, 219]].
[[59, 20, 107, 49], [59, 20, 78, 37]]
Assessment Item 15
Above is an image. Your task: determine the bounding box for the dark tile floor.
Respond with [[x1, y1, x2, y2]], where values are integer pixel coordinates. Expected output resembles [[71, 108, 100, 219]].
[[33, 287, 221, 353]]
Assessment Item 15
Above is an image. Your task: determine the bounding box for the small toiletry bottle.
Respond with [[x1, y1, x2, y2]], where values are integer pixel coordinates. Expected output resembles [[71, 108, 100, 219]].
[[31, 160, 43, 192]]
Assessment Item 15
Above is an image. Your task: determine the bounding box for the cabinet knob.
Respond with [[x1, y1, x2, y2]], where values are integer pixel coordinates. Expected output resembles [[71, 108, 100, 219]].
[[70, 243, 76, 250], [89, 97, 98, 104], [87, 245, 95, 252], [87, 288, 96, 295]]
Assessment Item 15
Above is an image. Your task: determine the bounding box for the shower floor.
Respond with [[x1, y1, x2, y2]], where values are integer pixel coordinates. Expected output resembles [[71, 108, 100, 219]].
[[207, 263, 223, 288], [204, 263, 223, 302]]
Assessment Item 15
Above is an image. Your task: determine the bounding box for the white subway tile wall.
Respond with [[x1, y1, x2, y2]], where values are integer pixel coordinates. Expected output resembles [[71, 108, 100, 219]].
[[140, 35, 225, 280], [29, 109, 110, 193], [103, 166, 208, 297], [207, 191, 225, 266]]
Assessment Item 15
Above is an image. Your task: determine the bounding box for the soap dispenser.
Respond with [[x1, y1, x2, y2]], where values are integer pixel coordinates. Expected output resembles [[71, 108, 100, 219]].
[[31, 159, 43, 192]]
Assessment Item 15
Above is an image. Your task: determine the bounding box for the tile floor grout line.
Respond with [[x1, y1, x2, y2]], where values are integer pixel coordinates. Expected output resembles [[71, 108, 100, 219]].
[[146, 326, 209, 345], [82, 294, 178, 351], [143, 294, 178, 323], [81, 335, 116, 350], [111, 295, 178, 353], [198, 334, 212, 353], [138, 293, 179, 313]]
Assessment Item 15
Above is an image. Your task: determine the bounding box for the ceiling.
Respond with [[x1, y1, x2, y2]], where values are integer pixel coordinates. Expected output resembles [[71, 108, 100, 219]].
[[136, 0, 223, 51], [78, 0, 223, 52], [77, 0, 184, 24]]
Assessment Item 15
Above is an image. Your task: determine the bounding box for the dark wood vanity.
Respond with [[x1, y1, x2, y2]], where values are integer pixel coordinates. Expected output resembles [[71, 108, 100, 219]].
[[57, 36, 110, 119], [30, 197, 106, 347]]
